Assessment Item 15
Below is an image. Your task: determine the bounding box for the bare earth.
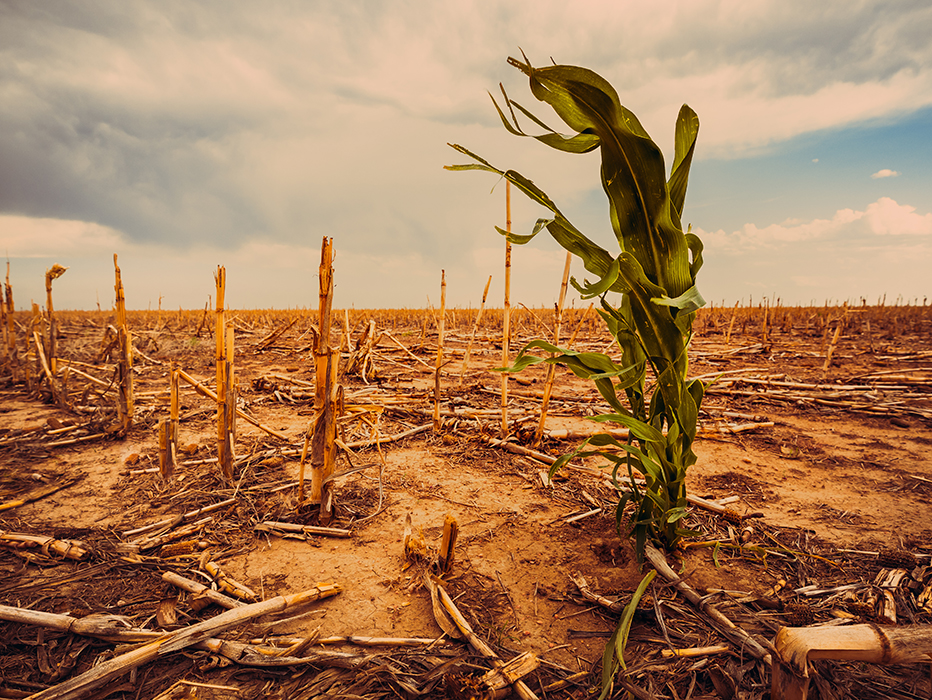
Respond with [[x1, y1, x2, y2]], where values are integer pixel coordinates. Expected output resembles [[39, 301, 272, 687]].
[[1, 305, 930, 699]]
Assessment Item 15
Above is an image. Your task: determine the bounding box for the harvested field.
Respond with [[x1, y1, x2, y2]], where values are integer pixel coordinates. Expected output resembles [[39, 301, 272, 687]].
[[2, 300, 931, 699]]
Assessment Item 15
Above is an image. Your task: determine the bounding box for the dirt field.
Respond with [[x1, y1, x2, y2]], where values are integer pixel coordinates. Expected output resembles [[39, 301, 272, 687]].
[[1, 303, 931, 699]]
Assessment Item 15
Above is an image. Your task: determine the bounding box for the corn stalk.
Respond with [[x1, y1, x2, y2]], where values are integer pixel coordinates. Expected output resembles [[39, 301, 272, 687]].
[[447, 53, 706, 560]]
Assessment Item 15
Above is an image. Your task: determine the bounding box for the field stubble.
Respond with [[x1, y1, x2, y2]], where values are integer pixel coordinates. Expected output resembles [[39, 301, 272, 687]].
[[1, 302, 931, 699]]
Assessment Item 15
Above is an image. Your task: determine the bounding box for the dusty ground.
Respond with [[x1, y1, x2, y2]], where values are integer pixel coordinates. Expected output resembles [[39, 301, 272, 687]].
[[1, 305, 931, 699]]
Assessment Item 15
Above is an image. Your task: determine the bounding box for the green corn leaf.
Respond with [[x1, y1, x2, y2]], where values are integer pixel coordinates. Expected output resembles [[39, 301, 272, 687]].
[[587, 415, 664, 443], [669, 105, 700, 225], [571, 256, 620, 299], [495, 217, 552, 245], [686, 230, 704, 278], [490, 82, 603, 154], [666, 507, 689, 524], [652, 284, 706, 315], [616, 570, 656, 670], [598, 570, 657, 699]]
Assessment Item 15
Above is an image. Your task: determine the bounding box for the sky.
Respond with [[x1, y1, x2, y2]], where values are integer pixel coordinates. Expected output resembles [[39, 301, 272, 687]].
[[1, 0, 931, 312]]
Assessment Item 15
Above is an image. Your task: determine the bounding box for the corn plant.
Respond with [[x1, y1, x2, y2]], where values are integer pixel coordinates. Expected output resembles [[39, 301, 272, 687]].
[[447, 54, 706, 561]]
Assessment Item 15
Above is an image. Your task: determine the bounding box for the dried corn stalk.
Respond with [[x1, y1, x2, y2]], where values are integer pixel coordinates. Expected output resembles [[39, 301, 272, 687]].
[[113, 254, 134, 435]]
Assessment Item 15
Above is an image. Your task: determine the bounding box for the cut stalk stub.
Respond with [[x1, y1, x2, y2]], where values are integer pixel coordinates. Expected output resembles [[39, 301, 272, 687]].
[[772, 623, 932, 700]]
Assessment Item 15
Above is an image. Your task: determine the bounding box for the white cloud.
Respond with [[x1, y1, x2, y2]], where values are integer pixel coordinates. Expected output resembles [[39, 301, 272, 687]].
[[0, 215, 124, 257], [699, 197, 932, 253], [696, 196, 932, 305], [871, 168, 900, 179], [864, 197, 932, 235]]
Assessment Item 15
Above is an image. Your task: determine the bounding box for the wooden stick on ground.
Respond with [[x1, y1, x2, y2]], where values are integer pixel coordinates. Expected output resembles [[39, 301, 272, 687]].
[[434, 582, 540, 700], [255, 521, 352, 538], [341, 308, 351, 351], [176, 369, 288, 441], [32, 329, 60, 401], [257, 634, 451, 647], [342, 423, 431, 449], [161, 571, 246, 610], [44, 264, 67, 376], [661, 645, 731, 659], [27, 302, 40, 392], [725, 301, 739, 345], [24, 584, 343, 700], [256, 318, 298, 351], [382, 331, 434, 371], [437, 512, 458, 574], [215, 266, 234, 481], [822, 302, 847, 372], [302, 236, 341, 521], [129, 516, 212, 552], [570, 573, 624, 613], [157, 419, 172, 481], [4, 262, 18, 382], [169, 362, 180, 473], [565, 303, 593, 346], [0, 604, 161, 643], [0, 532, 89, 560], [644, 544, 773, 665], [345, 319, 378, 381], [122, 497, 237, 539], [196, 637, 367, 669], [0, 477, 80, 512]]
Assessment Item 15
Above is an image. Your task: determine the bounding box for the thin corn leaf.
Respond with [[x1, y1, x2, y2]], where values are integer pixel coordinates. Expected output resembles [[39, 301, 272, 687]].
[[587, 415, 663, 443], [616, 570, 657, 670], [652, 284, 706, 315], [571, 256, 620, 299], [669, 105, 700, 225], [491, 82, 602, 153], [686, 231, 704, 278]]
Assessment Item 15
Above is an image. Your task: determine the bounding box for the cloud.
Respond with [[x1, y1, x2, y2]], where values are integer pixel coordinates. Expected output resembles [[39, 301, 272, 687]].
[[0, 215, 124, 257], [871, 168, 900, 178], [2, 1, 932, 309], [863, 197, 932, 235], [698, 197, 932, 253], [2, 1, 932, 251], [695, 196, 932, 305]]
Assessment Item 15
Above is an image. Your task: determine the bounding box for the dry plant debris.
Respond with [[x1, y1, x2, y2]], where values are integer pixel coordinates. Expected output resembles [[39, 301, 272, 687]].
[[1, 302, 931, 699]]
